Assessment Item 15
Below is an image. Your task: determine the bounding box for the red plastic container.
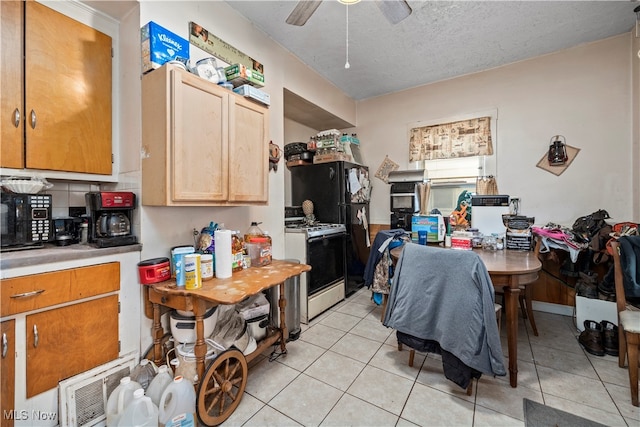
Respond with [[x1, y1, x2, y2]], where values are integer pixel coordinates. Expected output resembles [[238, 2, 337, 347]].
[[138, 257, 171, 285]]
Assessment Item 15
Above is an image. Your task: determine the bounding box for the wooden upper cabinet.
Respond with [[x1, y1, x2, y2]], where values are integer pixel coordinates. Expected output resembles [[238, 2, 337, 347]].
[[0, 1, 25, 169], [228, 95, 269, 203], [1, 1, 113, 174], [142, 64, 269, 206], [172, 69, 229, 202]]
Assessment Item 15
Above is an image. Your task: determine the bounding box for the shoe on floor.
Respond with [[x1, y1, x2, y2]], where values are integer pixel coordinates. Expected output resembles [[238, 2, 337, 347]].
[[578, 320, 605, 356], [601, 320, 619, 356]]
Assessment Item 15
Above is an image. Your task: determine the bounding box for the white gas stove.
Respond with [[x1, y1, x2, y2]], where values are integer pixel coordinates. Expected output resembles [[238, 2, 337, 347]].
[[284, 218, 346, 323]]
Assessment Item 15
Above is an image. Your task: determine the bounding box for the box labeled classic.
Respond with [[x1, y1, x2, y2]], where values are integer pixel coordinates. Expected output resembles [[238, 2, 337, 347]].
[[141, 21, 189, 73]]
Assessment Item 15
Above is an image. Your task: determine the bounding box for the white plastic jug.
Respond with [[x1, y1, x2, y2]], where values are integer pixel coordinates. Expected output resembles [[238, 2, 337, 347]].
[[105, 376, 142, 427], [158, 376, 197, 427], [117, 388, 158, 427], [130, 359, 157, 391], [146, 365, 173, 407]]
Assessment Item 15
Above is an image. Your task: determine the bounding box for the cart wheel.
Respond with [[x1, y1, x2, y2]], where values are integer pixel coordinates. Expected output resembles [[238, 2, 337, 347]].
[[197, 348, 248, 426]]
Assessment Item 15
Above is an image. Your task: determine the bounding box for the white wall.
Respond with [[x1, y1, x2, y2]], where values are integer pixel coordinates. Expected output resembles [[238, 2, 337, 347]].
[[283, 118, 319, 206], [131, 1, 356, 263], [357, 35, 635, 226]]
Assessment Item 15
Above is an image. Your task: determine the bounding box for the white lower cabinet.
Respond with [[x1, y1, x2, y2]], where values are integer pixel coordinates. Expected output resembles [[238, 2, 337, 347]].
[[0, 251, 140, 427]]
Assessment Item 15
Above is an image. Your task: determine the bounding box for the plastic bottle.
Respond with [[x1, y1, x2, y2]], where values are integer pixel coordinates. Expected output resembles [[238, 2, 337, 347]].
[[231, 231, 244, 272], [106, 376, 142, 426], [158, 376, 197, 427], [243, 221, 264, 243], [117, 388, 158, 427], [146, 365, 174, 408], [130, 359, 157, 391]]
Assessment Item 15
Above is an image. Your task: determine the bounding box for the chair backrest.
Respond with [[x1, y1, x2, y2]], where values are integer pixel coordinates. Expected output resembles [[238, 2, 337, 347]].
[[609, 240, 627, 315]]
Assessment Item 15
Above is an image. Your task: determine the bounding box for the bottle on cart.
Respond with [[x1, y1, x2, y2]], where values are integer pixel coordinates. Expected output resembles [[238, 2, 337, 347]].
[[231, 231, 244, 272], [244, 221, 265, 243]]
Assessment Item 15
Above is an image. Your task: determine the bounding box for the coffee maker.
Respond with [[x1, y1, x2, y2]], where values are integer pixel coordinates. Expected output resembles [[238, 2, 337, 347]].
[[85, 191, 137, 248]]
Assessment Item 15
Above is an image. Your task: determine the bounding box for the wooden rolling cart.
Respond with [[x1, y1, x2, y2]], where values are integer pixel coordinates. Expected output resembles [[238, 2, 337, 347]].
[[146, 260, 310, 426]]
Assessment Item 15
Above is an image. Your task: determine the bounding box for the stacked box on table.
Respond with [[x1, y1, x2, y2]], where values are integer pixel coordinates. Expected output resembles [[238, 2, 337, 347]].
[[141, 21, 189, 74], [411, 215, 445, 243], [506, 233, 533, 250], [503, 215, 535, 250]]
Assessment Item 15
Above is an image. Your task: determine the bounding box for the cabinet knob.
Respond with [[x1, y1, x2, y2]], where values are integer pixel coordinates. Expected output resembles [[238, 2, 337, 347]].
[[12, 108, 20, 128], [33, 324, 39, 348], [2, 333, 7, 358], [30, 109, 37, 129]]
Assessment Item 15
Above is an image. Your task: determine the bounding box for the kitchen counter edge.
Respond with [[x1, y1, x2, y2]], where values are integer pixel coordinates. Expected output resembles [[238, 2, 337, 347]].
[[0, 243, 143, 270]]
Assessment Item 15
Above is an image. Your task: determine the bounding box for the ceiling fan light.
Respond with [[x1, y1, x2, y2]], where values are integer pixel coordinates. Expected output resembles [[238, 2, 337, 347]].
[[338, 0, 361, 4]]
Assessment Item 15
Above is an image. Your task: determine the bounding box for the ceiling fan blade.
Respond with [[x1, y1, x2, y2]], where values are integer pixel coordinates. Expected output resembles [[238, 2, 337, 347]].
[[375, 0, 412, 25], [286, 0, 323, 26]]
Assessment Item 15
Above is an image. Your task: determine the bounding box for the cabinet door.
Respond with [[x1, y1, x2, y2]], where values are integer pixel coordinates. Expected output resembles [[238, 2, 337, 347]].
[[0, 320, 15, 427], [228, 96, 269, 203], [0, 0, 24, 169], [26, 295, 119, 397], [171, 69, 229, 202], [24, 1, 112, 174]]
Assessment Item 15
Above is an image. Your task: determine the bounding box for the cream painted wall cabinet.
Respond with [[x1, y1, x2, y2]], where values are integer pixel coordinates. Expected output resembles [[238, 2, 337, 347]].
[[0, 1, 112, 174], [142, 64, 269, 206], [0, 263, 119, 417]]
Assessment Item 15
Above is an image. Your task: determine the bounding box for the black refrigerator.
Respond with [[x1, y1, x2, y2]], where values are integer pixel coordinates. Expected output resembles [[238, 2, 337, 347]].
[[291, 161, 371, 296]]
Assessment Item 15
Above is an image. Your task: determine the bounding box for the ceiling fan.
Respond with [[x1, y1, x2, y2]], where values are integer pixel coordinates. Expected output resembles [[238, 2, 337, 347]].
[[286, 0, 412, 26]]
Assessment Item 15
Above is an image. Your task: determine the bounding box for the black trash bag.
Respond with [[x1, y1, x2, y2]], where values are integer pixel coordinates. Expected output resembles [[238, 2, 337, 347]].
[[572, 209, 611, 242]]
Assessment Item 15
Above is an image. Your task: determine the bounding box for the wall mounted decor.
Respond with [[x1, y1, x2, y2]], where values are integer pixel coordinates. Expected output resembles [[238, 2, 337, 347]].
[[375, 155, 399, 183]]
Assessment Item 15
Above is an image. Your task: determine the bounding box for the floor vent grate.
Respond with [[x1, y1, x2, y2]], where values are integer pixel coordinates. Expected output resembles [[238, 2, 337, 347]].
[[59, 352, 137, 427]]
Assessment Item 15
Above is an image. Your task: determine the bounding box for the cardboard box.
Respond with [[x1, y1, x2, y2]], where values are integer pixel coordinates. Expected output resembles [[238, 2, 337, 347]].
[[451, 236, 472, 250], [312, 152, 352, 164], [224, 63, 265, 88], [233, 84, 270, 106], [411, 215, 445, 243], [141, 21, 189, 74]]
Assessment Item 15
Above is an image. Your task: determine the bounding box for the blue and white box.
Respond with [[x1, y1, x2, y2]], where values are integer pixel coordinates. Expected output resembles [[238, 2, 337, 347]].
[[141, 21, 189, 74]]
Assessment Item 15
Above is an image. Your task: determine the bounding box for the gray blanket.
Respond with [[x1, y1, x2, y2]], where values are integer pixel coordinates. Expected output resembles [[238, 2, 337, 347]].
[[383, 243, 506, 377]]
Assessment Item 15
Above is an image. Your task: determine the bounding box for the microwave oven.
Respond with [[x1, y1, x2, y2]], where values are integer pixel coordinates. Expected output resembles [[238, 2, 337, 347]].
[[1, 193, 52, 249]]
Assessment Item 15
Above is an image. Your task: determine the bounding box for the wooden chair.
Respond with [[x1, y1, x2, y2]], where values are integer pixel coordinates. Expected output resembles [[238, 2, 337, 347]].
[[402, 302, 502, 396], [495, 237, 541, 336], [610, 240, 640, 407]]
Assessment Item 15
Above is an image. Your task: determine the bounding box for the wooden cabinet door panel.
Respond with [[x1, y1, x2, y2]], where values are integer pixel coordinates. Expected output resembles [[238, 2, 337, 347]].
[[26, 295, 119, 397], [1, 262, 119, 316], [24, 1, 112, 174], [228, 96, 269, 203], [70, 262, 120, 297], [0, 0, 24, 169], [172, 70, 228, 202], [1, 320, 15, 427]]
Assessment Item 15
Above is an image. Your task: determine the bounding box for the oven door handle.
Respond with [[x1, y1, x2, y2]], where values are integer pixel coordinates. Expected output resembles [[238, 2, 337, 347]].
[[390, 193, 417, 197], [307, 233, 345, 243]]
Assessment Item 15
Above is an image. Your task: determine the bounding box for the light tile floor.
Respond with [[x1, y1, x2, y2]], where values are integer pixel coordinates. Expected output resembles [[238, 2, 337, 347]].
[[221, 288, 639, 426]]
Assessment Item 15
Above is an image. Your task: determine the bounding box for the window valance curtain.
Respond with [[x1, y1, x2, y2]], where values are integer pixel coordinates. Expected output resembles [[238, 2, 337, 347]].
[[409, 116, 493, 162]]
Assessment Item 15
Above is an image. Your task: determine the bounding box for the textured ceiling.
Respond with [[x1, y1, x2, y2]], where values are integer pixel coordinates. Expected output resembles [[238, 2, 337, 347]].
[[226, 0, 637, 100]]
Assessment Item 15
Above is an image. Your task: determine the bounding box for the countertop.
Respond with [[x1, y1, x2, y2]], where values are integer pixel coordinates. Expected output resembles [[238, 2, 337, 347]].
[[0, 243, 143, 270]]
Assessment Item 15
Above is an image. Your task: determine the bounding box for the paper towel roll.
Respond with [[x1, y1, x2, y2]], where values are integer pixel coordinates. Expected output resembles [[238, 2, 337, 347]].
[[214, 230, 232, 279]]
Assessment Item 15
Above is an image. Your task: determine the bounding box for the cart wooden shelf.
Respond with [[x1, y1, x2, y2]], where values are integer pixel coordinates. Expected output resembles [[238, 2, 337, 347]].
[[146, 259, 310, 426]]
